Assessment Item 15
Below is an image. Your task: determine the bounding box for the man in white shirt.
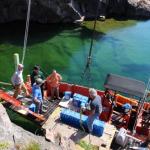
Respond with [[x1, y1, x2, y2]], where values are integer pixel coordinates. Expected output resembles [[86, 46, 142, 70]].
[[11, 64, 29, 98]]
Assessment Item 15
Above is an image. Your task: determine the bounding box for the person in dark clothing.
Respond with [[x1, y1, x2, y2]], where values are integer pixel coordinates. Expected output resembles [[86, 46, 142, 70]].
[[30, 65, 44, 85], [30, 65, 45, 98]]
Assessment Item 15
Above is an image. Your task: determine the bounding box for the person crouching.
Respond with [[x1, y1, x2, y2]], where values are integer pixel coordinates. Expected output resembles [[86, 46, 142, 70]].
[[32, 78, 44, 114]]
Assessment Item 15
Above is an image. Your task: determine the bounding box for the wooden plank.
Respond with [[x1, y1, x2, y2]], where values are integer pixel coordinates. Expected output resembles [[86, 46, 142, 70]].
[[42, 107, 61, 130], [42, 106, 116, 150], [100, 123, 116, 149]]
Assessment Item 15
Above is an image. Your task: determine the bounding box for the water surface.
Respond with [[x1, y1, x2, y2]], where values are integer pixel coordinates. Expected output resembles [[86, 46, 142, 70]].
[[0, 19, 150, 131], [0, 20, 150, 89]]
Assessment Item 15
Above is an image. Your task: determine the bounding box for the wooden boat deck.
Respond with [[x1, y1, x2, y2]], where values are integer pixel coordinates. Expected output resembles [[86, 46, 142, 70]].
[[42, 98, 117, 150]]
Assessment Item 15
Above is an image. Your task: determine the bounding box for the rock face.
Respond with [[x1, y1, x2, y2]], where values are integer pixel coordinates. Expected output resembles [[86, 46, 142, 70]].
[[0, 104, 61, 150], [0, 0, 150, 23]]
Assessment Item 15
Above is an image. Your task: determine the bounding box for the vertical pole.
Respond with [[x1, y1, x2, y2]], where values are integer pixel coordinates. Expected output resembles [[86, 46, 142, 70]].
[[14, 53, 20, 70]]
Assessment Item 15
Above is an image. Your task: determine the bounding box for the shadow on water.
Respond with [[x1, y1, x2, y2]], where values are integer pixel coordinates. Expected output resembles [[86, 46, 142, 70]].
[[0, 21, 105, 46]]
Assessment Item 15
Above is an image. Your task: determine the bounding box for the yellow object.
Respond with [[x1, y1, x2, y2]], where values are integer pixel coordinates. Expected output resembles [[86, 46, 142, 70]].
[[51, 107, 61, 119], [14, 53, 20, 70], [17, 109, 28, 115]]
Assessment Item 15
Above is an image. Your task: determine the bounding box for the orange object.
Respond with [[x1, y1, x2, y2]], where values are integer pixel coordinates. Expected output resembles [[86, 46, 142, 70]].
[[25, 75, 32, 94], [115, 94, 138, 107], [46, 71, 62, 88], [0, 90, 45, 121]]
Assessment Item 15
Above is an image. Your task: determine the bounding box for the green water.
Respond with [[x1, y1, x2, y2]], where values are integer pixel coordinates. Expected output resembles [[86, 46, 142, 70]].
[[0, 19, 150, 131], [1, 19, 150, 88]]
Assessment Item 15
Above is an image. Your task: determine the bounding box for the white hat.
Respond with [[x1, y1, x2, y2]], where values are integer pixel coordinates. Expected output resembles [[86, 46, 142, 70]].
[[35, 78, 45, 85]]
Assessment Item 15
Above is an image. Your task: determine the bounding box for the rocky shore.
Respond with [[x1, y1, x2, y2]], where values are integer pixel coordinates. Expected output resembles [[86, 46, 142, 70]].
[[0, 0, 150, 23], [0, 103, 61, 150]]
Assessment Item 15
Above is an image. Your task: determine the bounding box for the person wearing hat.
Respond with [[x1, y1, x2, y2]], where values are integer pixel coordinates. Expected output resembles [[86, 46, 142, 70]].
[[30, 65, 45, 98], [32, 78, 45, 114], [11, 64, 29, 98], [30, 65, 45, 86]]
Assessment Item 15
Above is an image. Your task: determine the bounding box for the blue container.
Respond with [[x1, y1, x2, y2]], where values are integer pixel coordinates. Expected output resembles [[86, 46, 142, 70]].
[[64, 91, 72, 100], [29, 103, 36, 112], [92, 120, 105, 137], [60, 108, 105, 137], [73, 93, 88, 107], [60, 109, 105, 137], [60, 108, 87, 128], [80, 102, 86, 108]]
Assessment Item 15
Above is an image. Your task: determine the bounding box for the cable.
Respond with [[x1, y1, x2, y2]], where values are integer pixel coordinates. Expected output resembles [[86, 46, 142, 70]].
[[132, 78, 150, 134], [21, 0, 31, 65], [80, 109, 86, 132], [80, 0, 100, 84]]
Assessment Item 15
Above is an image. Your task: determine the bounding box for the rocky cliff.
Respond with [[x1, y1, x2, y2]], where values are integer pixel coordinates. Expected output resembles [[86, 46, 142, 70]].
[[0, 0, 150, 23]]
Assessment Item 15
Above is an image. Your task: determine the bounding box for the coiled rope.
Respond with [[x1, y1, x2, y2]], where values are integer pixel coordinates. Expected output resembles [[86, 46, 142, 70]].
[[21, 0, 31, 65]]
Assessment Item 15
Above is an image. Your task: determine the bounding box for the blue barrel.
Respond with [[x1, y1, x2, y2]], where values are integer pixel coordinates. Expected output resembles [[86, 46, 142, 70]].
[[60, 108, 105, 137], [73, 93, 88, 107], [64, 91, 72, 100], [92, 119, 105, 137]]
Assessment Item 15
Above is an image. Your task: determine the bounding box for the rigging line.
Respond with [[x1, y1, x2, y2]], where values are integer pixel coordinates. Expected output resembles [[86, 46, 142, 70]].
[[132, 77, 150, 134], [80, 0, 100, 82], [21, 0, 31, 65]]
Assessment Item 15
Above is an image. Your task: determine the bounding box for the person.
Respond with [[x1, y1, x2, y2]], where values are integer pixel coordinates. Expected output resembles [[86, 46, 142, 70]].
[[82, 88, 102, 133], [32, 78, 44, 114], [30, 65, 45, 85], [122, 103, 132, 114], [11, 64, 29, 98], [46, 70, 62, 100], [30, 65, 45, 97]]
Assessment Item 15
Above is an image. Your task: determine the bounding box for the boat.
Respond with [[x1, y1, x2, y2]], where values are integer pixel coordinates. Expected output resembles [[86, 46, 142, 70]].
[[0, 1, 149, 149], [0, 73, 150, 148]]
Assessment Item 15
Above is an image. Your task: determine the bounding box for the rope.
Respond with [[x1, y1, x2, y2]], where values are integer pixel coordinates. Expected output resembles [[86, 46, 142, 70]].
[[21, 0, 31, 64], [80, 109, 86, 132], [80, 0, 100, 85], [80, 108, 92, 149], [132, 77, 150, 134]]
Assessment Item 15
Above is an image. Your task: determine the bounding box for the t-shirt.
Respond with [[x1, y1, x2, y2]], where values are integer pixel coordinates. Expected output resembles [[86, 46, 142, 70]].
[[46, 73, 62, 88], [32, 83, 42, 101], [11, 70, 23, 86], [90, 95, 102, 114]]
